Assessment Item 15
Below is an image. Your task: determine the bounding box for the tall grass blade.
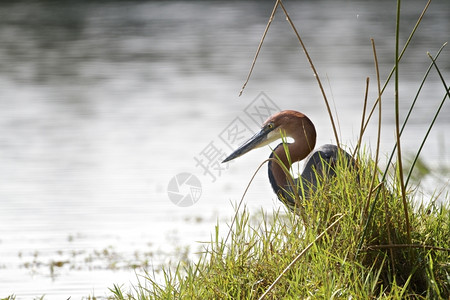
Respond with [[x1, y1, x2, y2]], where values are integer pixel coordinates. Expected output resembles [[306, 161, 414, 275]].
[[239, 1, 279, 96], [353, 77, 370, 158], [394, 0, 412, 244], [362, 39, 382, 217], [405, 53, 450, 188], [278, 0, 340, 148]]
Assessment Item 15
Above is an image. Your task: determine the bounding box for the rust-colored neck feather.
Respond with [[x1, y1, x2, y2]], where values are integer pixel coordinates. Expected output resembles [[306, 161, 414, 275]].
[[268, 113, 316, 196]]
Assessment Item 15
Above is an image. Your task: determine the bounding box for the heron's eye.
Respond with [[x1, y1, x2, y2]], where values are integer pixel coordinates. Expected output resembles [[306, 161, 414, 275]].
[[267, 123, 274, 130]]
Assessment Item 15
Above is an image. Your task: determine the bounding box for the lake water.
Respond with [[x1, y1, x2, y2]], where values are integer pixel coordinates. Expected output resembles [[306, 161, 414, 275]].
[[0, 0, 448, 298]]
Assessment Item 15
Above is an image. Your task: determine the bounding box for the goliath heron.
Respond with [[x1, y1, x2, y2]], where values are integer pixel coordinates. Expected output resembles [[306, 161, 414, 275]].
[[222, 110, 353, 210]]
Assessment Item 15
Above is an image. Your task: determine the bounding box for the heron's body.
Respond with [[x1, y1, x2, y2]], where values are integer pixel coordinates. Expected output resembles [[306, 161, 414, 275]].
[[222, 110, 353, 210]]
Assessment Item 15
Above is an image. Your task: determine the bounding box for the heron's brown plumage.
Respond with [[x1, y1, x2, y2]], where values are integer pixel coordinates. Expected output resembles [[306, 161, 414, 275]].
[[265, 110, 316, 197]]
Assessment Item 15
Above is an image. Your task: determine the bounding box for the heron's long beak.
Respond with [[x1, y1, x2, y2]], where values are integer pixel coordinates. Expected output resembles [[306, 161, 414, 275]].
[[222, 128, 269, 163]]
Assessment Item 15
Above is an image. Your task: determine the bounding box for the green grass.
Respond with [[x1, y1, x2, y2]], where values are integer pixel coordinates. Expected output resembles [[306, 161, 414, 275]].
[[109, 150, 449, 299]]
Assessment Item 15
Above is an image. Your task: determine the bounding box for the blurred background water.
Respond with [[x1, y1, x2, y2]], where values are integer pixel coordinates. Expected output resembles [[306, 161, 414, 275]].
[[0, 0, 448, 298]]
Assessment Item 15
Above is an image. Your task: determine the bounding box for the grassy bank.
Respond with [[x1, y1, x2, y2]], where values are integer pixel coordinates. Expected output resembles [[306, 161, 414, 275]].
[[110, 149, 449, 299]]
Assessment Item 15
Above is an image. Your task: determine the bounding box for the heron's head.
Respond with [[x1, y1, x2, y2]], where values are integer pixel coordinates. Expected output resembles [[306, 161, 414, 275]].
[[222, 110, 316, 163]]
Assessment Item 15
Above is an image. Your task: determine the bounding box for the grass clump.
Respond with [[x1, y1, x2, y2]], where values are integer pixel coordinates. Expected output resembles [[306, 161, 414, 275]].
[[110, 151, 450, 299]]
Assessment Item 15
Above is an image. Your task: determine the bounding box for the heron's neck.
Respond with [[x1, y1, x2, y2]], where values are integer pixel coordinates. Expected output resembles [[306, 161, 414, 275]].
[[268, 142, 309, 196], [268, 114, 316, 198], [269, 132, 316, 196]]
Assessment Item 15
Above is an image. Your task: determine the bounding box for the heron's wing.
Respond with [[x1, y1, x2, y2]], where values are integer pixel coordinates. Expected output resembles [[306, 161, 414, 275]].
[[300, 144, 354, 188], [301, 145, 337, 185]]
